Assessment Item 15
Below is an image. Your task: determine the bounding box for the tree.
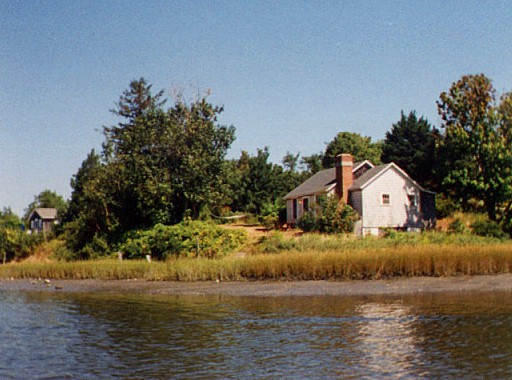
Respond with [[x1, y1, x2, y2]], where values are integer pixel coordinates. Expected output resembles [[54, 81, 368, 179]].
[[226, 148, 294, 216], [437, 74, 512, 221], [300, 152, 324, 175], [110, 77, 166, 122], [24, 189, 68, 221], [282, 152, 300, 172], [322, 132, 382, 168], [381, 111, 437, 186], [64, 150, 114, 255], [65, 78, 237, 253], [168, 98, 235, 219]]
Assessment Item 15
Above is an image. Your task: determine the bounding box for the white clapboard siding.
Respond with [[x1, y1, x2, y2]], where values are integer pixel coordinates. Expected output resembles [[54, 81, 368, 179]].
[[359, 167, 421, 234]]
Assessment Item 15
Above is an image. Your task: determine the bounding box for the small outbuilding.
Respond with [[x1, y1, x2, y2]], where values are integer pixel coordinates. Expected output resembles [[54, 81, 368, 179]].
[[28, 208, 59, 234]]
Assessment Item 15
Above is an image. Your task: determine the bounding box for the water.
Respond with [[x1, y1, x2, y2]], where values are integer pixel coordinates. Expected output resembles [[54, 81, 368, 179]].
[[1, 290, 511, 379]]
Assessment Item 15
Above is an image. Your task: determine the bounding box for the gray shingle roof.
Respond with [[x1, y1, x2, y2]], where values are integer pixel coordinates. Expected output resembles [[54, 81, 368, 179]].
[[284, 161, 425, 199], [284, 168, 336, 199], [31, 208, 58, 220]]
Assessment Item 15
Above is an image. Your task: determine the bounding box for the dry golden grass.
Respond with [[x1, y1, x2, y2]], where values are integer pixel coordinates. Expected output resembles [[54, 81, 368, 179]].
[[2, 242, 512, 281]]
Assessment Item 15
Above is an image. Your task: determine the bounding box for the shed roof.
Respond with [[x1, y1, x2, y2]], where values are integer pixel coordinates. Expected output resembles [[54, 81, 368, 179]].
[[29, 208, 58, 220]]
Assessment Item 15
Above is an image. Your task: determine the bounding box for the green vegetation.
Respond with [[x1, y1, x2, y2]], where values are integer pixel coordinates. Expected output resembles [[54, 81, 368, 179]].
[[437, 74, 512, 223], [322, 131, 382, 168], [381, 111, 437, 187], [2, 73, 512, 263], [117, 221, 247, 260], [298, 196, 358, 234], [1, 233, 512, 281], [0, 209, 44, 263]]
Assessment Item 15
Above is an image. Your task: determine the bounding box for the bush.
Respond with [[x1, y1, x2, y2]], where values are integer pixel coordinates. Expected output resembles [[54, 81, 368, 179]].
[[259, 201, 286, 230], [471, 219, 506, 238], [297, 211, 317, 232], [448, 218, 468, 234], [257, 231, 297, 253], [298, 196, 358, 234], [118, 220, 247, 260], [0, 228, 44, 262]]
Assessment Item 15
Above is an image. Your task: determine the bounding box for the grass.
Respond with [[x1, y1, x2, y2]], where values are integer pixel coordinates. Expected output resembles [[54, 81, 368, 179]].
[[1, 234, 512, 281]]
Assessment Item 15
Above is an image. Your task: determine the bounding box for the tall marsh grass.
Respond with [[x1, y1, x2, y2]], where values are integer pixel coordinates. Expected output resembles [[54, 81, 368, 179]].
[[2, 240, 512, 281]]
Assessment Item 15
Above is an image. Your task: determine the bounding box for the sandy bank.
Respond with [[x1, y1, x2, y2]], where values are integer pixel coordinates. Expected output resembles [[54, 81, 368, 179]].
[[1, 274, 512, 296]]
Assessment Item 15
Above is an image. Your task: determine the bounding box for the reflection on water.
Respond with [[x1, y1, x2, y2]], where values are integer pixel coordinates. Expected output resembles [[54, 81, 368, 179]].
[[356, 302, 426, 378], [0, 291, 512, 379]]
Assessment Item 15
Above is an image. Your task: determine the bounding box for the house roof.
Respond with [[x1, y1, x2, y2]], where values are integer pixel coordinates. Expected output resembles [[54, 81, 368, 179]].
[[284, 161, 371, 199], [284, 161, 428, 199], [350, 163, 426, 191], [284, 168, 336, 199], [29, 208, 58, 220]]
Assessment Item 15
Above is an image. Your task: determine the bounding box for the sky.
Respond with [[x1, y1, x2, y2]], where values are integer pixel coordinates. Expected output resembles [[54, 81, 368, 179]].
[[1, 1, 512, 216]]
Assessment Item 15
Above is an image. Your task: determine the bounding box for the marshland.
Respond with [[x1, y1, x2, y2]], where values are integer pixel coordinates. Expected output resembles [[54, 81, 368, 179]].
[[2, 227, 512, 282]]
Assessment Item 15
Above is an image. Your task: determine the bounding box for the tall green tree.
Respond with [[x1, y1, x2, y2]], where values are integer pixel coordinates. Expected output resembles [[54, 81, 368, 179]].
[[66, 78, 236, 253], [322, 132, 382, 168], [168, 99, 235, 219], [381, 111, 437, 186], [227, 148, 293, 215], [437, 74, 512, 220], [64, 150, 114, 254]]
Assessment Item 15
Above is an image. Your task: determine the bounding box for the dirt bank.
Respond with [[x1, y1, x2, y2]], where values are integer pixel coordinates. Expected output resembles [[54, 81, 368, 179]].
[[1, 274, 512, 296]]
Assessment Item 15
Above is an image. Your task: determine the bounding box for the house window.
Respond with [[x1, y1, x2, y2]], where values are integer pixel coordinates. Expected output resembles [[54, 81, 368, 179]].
[[408, 194, 417, 207], [293, 199, 298, 220], [303, 198, 309, 212], [382, 193, 390, 205]]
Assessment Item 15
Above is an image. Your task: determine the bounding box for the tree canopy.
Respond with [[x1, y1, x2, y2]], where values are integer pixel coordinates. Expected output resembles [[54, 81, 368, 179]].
[[65, 79, 236, 254], [436, 74, 512, 221], [381, 111, 437, 186], [322, 132, 382, 168]]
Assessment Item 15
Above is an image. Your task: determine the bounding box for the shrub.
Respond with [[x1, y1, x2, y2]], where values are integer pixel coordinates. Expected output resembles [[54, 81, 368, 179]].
[[298, 195, 358, 234], [448, 218, 468, 234], [118, 220, 247, 260], [471, 219, 506, 238], [257, 231, 297, 253], [297, 211, 317, 232], [259, 201, 286, 230]]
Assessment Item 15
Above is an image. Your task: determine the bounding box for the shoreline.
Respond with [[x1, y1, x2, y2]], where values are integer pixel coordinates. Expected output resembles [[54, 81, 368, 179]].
[[1, 274, 512, 296]]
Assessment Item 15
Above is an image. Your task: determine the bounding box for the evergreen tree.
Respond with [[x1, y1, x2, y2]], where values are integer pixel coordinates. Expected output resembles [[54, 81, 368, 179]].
[[381, 111, 437, 186]]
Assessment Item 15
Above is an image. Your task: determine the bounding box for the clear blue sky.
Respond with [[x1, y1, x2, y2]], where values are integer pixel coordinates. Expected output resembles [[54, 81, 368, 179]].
[[1, 1, 511, 216]]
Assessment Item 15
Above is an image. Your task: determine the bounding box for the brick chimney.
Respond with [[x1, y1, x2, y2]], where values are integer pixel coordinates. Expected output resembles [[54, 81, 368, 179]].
[[335, 154, 353, 203]]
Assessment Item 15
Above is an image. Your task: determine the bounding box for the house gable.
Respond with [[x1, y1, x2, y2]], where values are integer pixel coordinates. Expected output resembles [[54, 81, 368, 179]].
[[355, 165, 424, 234]]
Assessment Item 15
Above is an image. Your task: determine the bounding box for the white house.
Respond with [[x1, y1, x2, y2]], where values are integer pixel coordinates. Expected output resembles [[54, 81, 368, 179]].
[[284, 154, 436, 236]]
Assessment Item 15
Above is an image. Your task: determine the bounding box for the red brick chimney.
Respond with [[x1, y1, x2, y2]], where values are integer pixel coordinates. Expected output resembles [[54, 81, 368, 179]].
[[335, 153, 353, 203]]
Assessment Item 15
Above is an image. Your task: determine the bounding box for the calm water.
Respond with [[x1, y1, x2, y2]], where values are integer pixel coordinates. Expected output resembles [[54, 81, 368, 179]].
[[0, 290, 511, 379]]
